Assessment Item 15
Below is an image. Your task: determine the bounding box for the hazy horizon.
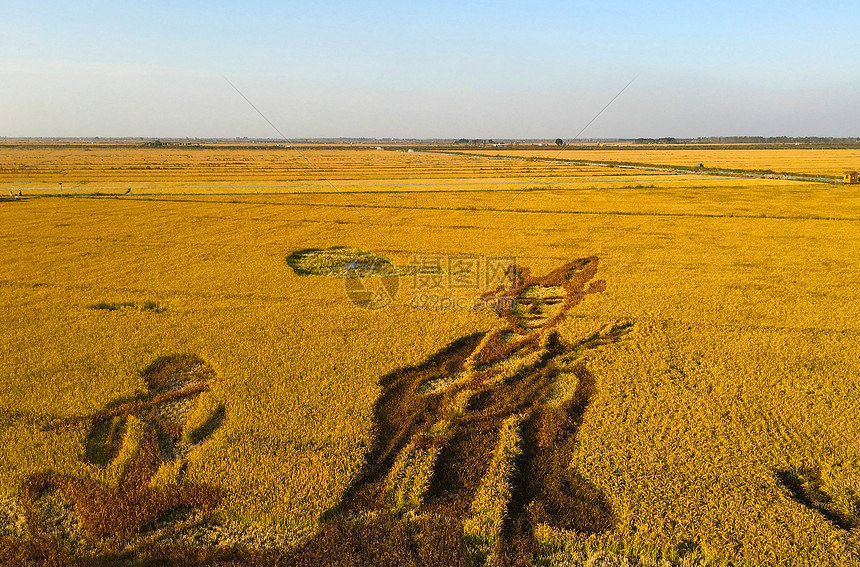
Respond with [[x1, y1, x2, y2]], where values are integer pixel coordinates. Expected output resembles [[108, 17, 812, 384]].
[[3, 1, 859, 139], [3, 136, 859, 143]]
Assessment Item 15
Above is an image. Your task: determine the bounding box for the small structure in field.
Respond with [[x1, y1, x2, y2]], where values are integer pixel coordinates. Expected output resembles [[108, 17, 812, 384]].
[[844, 171, 859, 184]]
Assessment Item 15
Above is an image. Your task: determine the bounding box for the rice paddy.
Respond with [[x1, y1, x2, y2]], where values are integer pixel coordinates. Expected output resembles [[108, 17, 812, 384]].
[[469, 146, 860, 178], [1, 143, 859, 565]]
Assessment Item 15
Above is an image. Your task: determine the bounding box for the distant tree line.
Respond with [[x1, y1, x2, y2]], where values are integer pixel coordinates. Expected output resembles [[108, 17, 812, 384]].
[[633, 137, 679, 144], [693, 136, 860, 144], [633, 136, 860, 145], [454, 139, 496, 145]]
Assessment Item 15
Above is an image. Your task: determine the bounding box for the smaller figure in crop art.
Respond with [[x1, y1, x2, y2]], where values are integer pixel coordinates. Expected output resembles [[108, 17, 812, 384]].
[[300, 256, 634, 564], [21, 354, 225, 550]]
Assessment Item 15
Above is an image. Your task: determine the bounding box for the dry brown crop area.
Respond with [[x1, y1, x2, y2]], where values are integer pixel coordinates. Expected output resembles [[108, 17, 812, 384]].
[[1, 144, 860, 566]]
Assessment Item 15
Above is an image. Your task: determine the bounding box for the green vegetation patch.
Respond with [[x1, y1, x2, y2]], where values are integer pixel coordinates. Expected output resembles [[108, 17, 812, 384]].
[[286, 246, 400, 277]]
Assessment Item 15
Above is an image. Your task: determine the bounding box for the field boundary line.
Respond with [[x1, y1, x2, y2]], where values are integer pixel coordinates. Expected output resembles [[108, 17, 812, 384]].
[[0, 175, 735, 193], [82, 195, 860, 222]]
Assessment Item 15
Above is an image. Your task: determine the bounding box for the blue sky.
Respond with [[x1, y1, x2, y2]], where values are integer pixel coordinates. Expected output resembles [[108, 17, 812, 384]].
[[2, 1, 858, 138]]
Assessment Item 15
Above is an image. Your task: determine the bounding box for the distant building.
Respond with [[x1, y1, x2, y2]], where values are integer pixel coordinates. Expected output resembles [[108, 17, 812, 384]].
[[844, 171, 859, 184]]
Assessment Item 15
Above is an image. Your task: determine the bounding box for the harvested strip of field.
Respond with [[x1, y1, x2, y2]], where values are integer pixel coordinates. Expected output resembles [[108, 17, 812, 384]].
[[464, 147, 860, 177], [0, 146, 688, 192]]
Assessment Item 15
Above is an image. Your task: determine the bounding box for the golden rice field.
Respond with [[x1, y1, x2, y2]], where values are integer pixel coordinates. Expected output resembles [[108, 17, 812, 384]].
[[470, 147, 860, 177], [1, 144, 860, 565], [0, 144, 686, 193]]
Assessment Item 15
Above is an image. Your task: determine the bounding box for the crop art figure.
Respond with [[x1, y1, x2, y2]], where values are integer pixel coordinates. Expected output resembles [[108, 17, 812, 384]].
[[331, 256, 633, 559], [22, 355, 225, 545]]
